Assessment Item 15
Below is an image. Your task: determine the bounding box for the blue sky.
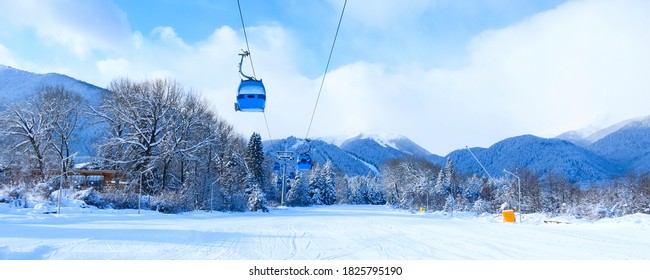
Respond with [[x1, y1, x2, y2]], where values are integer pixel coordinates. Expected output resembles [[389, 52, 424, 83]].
[[1, 0, 649, 155]]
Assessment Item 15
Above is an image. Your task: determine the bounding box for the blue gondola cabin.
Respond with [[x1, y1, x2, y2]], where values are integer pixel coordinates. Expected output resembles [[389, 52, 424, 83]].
[[296, 154, 312, 171], [235, 79, 266, 112]]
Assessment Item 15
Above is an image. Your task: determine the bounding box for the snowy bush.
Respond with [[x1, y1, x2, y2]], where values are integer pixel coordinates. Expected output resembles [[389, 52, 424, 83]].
[[443, 195, 456, 214], [33, 202, 55, 213], [0, 185, 29, 208], [150, 191, 191, 214], [35, 181, 56, 201], [72, 188, 105, 208], [471, 199, 492, 215], [102, 191, 139, 209], [248, 186, 269, 212]]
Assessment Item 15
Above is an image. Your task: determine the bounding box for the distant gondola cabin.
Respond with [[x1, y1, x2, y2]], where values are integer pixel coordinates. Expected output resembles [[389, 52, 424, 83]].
[[296, 154, 312, 171]]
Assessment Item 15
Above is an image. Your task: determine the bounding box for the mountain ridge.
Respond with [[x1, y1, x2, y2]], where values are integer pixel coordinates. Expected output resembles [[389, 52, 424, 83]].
[[0, 65, 106, 106], [446, 134, 624, 184], [556, 115, 650, 146]]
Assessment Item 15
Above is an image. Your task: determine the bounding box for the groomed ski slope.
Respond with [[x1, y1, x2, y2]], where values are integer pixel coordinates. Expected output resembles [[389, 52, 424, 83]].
[[1, 204, 649, 260]]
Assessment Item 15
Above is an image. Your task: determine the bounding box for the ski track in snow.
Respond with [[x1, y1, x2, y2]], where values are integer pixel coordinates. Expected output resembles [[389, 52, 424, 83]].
[[1, 205, 649, 260]]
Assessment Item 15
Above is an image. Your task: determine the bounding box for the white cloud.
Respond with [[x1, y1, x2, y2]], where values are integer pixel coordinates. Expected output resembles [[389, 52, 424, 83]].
[[0, 0, 131, 57], [458, 0, 650, 135], [302, 0, 650, 155], [0, 44, 17, 66], [96, 58, 130, 80], [151, 27, 191, 51]]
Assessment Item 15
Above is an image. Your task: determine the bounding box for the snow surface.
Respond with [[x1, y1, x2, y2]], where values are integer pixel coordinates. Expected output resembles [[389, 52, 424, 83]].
[[1, 203, 649, 260]]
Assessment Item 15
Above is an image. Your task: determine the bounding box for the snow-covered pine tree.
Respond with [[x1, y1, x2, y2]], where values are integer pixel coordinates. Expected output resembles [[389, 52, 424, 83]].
[[432, 169, 446, 210], [348, 175, 368, 204], [444, 194, 456, 216], [247, 183, 269, 212], [366, 174, 385, 205], [336, 175, 352, 204], [471, 198, 491, 215], [246, 132, 266, 193], [286, 171, 311, 206], [443, 158, 460, 200], [309, 165, 324, 205], [321, 160, 337, 205], [460, 175, 484, 211]]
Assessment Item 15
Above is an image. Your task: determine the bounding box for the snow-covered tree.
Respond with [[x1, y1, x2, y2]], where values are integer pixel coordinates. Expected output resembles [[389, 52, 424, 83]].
[[380, 157, 439, 210], [457, 175, 483, 211], [246, 132, 268, 196], [347, 174, 385, 205], [87, 77, 253, 212], [92, 78, 183, 193], [247, 176, 268, 212], [541, 172, 580, 215], [348, 175, 368, 204], [45, 87, 84, 176], [2, 99, 54, 180], [286, 170, 311, 206], [380, 159, 402, 206], [443, 194, 456, 216], [309, 165, 324, 205], [0, 87, 84, 182], [432, 158, 461, 211], [442, 158, 461, 199], [321, 160, 337, 205], [472, 198, 492, 214], [520, 168, 543, 213], [365, 174, 385, 205]]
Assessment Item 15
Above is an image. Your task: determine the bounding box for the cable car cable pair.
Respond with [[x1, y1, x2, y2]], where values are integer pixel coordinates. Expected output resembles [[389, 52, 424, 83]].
[[298, 0, 347, 171], [235, 0, 274, 148]]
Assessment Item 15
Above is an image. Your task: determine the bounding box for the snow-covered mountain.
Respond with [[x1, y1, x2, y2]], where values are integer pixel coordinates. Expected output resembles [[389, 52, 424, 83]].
[[587, 118, 650, 173], [264, 134, 442, 176], [555, 130, 593, 148], [445, 135, 623, 184], [554, 115, 650, 175], [339, 136, 402, 168], [264, 136, 378, 176], [0, 65, 105, 105], [360, 133, 432, 156], [556, 115, 650, 147]]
